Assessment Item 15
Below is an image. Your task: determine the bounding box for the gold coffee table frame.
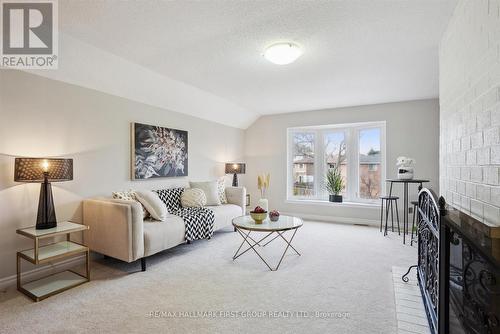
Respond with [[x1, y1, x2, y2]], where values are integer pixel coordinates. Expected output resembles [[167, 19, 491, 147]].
[[16, 221, 90, 302], [232, 215, 303, 271]]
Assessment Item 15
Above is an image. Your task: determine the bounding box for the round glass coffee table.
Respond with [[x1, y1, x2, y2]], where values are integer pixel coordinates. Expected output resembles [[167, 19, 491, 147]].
[[232, 215, 303, 271]]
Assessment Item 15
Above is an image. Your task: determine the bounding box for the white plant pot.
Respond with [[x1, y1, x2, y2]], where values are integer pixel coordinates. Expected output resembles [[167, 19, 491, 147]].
[[398, 167, 414, 180]]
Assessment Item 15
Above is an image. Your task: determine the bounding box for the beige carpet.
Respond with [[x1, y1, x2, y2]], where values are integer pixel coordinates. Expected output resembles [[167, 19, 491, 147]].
[[0, 221, 416, 334]]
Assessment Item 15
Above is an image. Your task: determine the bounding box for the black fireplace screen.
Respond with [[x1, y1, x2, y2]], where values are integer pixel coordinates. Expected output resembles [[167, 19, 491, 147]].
[[416, 188, 440, 334], [403, 188, 500, 334]]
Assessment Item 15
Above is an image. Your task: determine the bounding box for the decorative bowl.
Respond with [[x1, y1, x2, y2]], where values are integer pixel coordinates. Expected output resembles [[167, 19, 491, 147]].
[[269, 215, 279, 222], [250, 211, 267, 224]]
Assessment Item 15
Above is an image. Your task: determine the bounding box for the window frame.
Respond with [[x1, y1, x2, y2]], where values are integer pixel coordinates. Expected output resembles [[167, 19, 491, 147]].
[[288, 128, 317, 199], [287, 121, 386, 204]]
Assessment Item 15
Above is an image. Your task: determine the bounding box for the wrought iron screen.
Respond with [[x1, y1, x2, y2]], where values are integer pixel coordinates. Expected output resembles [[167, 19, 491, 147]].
[[416, 188, 440, 334]]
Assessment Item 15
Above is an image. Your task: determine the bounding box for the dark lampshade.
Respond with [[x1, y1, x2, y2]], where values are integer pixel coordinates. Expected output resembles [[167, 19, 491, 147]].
[[225, 163, 246, 175], [14, 158, 73, 183], [225, 162, 246, 187]]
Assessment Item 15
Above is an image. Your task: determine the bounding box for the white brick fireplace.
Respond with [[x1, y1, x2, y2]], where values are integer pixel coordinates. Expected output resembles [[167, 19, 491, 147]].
[[439, 0, 500, 225]]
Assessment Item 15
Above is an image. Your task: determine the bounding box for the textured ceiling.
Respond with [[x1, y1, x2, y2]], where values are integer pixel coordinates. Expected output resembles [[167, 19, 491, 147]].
[[59, 0, 457, 122]]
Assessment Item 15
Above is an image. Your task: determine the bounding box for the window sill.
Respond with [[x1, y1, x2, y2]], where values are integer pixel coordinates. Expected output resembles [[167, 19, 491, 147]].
[[285, 199, 379, 209]]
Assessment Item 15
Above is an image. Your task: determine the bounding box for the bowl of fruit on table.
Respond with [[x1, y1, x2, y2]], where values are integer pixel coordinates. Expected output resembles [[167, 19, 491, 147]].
[[250, 206, 267, 224], [269, 210, 280, 222]]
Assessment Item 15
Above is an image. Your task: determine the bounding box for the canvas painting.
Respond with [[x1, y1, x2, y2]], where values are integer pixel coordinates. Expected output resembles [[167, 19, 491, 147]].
[[132, 122, 188, 179]]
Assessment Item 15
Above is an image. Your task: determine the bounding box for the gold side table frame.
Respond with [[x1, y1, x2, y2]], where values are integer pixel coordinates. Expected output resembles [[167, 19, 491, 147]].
[[16, 221, 90, 302]]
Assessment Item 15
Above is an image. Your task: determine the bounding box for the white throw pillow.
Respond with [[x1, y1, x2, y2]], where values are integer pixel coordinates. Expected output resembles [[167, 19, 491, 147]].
[[111, 190, 135, 202], [181, 188, 207, 208], [189, 181, 221, 206], [112, 190, 149, 219], [134, 190, 169, 221], [217, 177, 227, 204]]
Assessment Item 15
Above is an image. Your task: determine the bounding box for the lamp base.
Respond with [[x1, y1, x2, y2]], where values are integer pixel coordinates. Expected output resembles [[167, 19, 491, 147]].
[[36, 221, 57, 230], [36, 180, 57, 230], [232, 173, 239, 187]]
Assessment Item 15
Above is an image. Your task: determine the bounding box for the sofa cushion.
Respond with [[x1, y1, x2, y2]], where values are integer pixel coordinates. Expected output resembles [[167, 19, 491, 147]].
[[143, 215, 185, 256], [209, 204, 243, 230], [181, 188, 207, 208], [217, 177, 227, 204], [155, 187, 184, 213], [189, 181, 221, 206], [135, 190, 168, 221], [112, 190, 148, 219]]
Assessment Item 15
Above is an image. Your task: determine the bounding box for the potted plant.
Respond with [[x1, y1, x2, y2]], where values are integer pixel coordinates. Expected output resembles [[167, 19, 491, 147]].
[[325, 166, 344, 202]]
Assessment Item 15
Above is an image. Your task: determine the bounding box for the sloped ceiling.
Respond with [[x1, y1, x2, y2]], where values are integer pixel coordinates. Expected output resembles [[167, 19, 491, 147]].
[[29, 0, 457, 128]]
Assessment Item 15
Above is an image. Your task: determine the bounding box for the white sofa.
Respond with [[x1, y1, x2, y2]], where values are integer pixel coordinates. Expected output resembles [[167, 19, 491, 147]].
[[82, 186, 246, 271]]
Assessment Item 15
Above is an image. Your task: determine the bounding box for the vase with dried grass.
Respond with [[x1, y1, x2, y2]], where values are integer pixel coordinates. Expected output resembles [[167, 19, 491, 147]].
[[257, 173, 270, 212]]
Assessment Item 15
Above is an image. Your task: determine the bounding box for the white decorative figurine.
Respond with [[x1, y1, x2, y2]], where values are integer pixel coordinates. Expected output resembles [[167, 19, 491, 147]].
[[397, 156, 415, 180]]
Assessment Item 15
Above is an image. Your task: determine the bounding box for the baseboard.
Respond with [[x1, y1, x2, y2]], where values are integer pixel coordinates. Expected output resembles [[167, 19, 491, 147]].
[[280, 211, 380, 226], [0, 255, 86, 291]]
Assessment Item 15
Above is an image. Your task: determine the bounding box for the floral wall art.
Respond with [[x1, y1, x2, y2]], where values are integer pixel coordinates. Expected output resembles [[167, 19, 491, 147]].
[[132, 122, 188, 179]]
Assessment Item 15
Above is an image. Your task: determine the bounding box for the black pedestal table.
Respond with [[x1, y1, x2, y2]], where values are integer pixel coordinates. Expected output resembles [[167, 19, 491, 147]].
[[386, 179, 429, 244]]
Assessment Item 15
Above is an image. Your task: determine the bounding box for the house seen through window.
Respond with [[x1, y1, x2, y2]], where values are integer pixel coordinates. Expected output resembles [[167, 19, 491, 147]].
[[288, 122, 385, 203]]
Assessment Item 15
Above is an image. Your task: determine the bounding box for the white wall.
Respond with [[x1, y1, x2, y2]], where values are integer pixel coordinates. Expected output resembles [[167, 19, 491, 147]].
[[439, 0, 500, 225], [0, 70, 245, 280], [244, 99, 440, 224]]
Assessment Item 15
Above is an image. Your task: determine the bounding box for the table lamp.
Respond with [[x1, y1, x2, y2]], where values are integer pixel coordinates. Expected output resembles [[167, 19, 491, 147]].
[[225, 163, 246, 187], [14, 158, 73, 229]]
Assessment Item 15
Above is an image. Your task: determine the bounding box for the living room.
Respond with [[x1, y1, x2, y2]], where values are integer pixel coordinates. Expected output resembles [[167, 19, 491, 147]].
[[0, 1, 499, 333]]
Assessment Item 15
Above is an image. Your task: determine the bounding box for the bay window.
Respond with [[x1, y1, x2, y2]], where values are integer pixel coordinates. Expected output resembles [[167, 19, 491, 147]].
[[287, 121, 386, 204]]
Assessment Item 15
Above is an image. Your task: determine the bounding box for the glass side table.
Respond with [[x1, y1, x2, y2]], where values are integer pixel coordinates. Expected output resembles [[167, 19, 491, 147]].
[[232, 215, 303, 271], [16, 221, 90, 302]]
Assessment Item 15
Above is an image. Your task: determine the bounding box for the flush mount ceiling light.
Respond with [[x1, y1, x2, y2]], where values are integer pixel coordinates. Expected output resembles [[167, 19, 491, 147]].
[[263, 42, 302, 65]]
